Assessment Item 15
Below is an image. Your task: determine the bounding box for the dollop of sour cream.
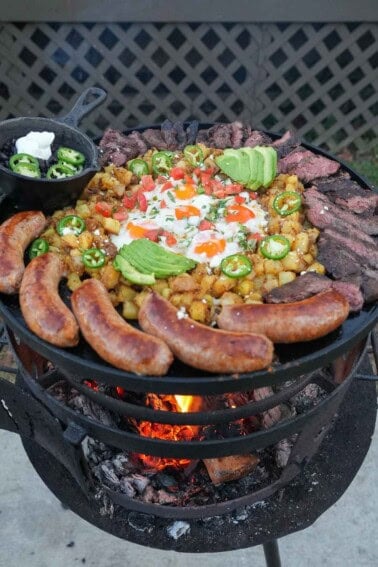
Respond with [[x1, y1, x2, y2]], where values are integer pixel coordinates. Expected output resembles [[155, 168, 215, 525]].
[[15, 131, 55, 160]]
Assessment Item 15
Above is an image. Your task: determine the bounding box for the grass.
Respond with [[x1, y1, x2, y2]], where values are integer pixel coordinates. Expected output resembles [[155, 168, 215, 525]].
[[345, 145, 378, 188]]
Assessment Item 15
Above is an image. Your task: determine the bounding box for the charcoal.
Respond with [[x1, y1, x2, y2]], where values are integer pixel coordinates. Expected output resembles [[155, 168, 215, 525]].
[[120, 478, 136, 497], [304, 188, 377, 239], [130, 473, 150, 494], [279, 149, 340, 182], [253, 387, 281, 428], [276, 439, 293, 468], [128, 512, 155, 533], [167, 521, 190, 539], [156, 472, 177, 488], [157, 489, 178, 504]]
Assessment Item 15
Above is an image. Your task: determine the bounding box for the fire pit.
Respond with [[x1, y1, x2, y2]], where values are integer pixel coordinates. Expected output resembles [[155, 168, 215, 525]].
[[0, 321, 377, 565]]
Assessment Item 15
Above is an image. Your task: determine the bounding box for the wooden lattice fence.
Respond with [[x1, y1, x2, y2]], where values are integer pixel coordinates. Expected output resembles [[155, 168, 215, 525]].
[[0, 22, 376, 152]]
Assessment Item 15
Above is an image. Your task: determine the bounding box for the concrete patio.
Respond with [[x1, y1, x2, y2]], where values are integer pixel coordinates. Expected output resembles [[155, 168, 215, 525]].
[[0, 420, 377, 567]]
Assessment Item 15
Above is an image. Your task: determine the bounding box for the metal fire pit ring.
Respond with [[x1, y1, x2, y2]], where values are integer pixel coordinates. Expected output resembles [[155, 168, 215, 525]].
[[0, 125, 377, 395]]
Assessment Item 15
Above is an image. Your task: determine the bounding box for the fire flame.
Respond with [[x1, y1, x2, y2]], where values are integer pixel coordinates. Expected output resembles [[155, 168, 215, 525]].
[[136, 394, 201, 471]]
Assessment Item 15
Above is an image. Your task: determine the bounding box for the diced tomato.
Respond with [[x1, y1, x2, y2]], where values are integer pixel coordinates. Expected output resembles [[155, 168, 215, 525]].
[[184, 174, 194, 185], [160, 199, 167, 209], [234, 194, 246, 204], [162, 230, 177, 246], [156, 175, 168, 184], [249, 192, 258, 200], [122, 194, 137, 209], [140, 175, 155, 191], [144, 229, 162, 242], [95, 201, 113, 217], [225, 204, 255, 223], [210, 179, 227, 197], [113, 208, 128, 221], [161, 181, 173, 191], [249, 232, 263, 241], [199, 219, 215, 231], [225, 183, 243, 195], [170, 167, 185, 180], [137, 190, 148, 212]]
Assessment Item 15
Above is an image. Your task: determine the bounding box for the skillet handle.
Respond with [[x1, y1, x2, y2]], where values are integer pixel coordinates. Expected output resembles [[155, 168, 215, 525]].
[[57, 87, 107, 128]]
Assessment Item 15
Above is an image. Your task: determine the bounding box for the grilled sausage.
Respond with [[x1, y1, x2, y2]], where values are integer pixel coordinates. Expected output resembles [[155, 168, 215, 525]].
[[138, 292, 273, 373], [0, 211, 46, 294], [20, 253, 79, 347], [71, 279, 173, 375], [217, 289, 350, 343]]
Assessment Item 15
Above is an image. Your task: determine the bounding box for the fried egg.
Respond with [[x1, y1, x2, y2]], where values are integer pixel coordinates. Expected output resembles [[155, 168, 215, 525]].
[[111, 176, 268, 269]]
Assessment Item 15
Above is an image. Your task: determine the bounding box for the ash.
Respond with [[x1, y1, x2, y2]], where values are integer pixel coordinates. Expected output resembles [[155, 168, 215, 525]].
[[48, 374, 328, 509]]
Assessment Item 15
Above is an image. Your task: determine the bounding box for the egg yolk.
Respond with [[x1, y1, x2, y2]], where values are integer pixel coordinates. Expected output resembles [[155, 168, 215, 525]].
[[175, 205, 201, 219], [127, 222, 155, 239], [225, 204, 255, 223], [194, 238, 226, 257], [175, 184, 196, 200]]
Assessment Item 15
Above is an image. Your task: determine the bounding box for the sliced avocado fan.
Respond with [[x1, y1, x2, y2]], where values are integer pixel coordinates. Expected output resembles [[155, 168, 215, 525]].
[[215, 145, 277, 190]]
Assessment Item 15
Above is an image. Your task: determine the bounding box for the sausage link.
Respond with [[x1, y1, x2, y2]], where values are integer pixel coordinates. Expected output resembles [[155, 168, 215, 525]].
[[0, 211, 46, 294], [20, 253, 79, 347], [71, 279, 173, 376], [138, 292, 273, 373], [217, 289, 350, 343]]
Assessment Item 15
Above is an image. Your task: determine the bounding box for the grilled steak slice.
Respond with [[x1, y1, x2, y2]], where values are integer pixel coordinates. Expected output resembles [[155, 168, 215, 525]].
[[264, 273, 332, 304], [322, 229, 378, 268], [279, 149, 340, 182], [263, 272, 363, 312], [244, 129, 272, 148], [332, 281, 364, 312], [304, 188, 378, 239], [359, 269, 378, 303], [99, 129, 148, 166], [272, 130, 300, 158], [196, 124, 271, 149]]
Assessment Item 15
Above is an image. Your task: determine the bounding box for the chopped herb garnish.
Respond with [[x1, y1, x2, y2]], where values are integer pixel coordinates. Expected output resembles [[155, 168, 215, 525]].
[[167, 191, 176, 202]]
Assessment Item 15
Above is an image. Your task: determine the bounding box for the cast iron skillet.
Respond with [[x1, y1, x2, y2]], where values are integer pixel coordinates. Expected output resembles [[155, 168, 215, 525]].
[[0, 126, 377, 395], [0, 87, 107, 214]]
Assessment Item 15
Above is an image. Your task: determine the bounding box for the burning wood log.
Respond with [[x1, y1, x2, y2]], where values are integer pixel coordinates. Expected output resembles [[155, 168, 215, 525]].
[[254, 386, 281, 428], [203, 454, 260, 485]]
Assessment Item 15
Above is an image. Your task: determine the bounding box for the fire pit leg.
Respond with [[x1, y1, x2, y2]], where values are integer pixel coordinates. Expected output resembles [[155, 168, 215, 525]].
[[263, 539, 281, 567]]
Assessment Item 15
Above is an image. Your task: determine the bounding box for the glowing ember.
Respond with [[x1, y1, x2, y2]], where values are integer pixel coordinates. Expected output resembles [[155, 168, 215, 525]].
[[136, 394, 202, 470]]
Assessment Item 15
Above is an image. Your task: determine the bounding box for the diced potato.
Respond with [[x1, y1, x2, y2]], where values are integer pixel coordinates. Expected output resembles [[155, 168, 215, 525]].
[[66, 273, 82, 291], [170, 274, 199, 292], [248, 291, 262, 302], [262, 276, 279, 294], [212, 275, 236, 297], [61, 234, 80, 248], [307, 262, 326, 275], [278, 271, 296, 286], [200, 274, 217, 293], [253, 276, 264, 290], [264, 259, 283, 275], [307, 228, 320, 243], [100, 264, 120, 289], [177, 292, 195, 308], [122, 300, 139, 319], [117, 285, 137, 302], [253, 260, 265, 277], [189, 300, 208, 323], [219, 292, 244, 306], [161, 288, 172, 300], [293, 232, 309, 254], [102, 217, 120, 234], [281, 220, 302, 235], [134, 290, 150, 308], [152, 279, 169, 294], [108, 291, 119, 306], [281, 251, 303, 272], [75, 203, 91, 219], [78, 231, 94, 249], [236, 279, 254, 296], [302, 253, 314, 265], [309, 243, 318, 257]]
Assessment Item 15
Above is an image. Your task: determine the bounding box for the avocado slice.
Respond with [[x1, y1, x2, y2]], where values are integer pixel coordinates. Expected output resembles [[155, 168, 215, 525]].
[[215, 149, 251, 185], [254, 146, 278, 187], [113, 255, 156, 285], [241, 148, 264, 190], [119, 239, 196, 279]]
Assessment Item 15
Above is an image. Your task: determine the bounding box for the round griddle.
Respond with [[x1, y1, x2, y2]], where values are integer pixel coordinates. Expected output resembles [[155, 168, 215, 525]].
[[0, 127, 377, 395]]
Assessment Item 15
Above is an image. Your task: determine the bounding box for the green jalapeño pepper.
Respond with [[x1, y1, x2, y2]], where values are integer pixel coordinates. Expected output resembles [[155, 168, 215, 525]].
[[57, 215, 86, 236], [152, 151, 173, 175], [184, 145, 204, 166], [47, 163, 75, 180], [260, 235, 290, 260], [57, 146, 85, 167], [9, 153, 39, 171], [221, 254, 252, 278], [273, 191, 302, 216], [82, 248, 106, 269], [29, 238, 49, 260], [11, 161, 41, 178], [58, 161, 83, 175], [128, 158, 149, 177]]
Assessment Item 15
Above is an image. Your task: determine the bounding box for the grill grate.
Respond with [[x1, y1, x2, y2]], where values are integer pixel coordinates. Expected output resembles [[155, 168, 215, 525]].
[[0, 22, 376, 152]]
